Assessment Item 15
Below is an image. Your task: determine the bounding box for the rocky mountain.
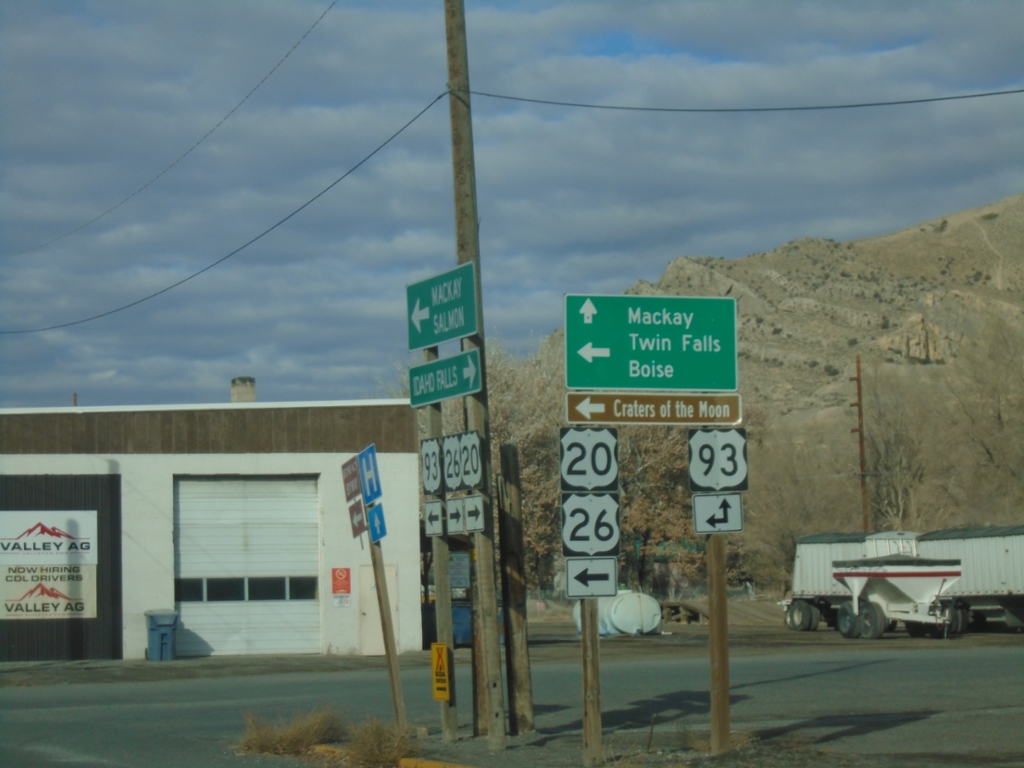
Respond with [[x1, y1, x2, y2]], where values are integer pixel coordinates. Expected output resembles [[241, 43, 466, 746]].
[[628, 192, 1024, 435]]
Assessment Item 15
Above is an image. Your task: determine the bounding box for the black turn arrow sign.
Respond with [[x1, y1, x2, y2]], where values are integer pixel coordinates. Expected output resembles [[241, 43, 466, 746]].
[[692, 493, 744, 534], [705, 498, 732, 529]]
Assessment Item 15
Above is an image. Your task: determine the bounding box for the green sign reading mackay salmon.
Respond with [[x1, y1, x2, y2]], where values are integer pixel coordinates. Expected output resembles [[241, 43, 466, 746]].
[[406, 262, 478, 351]]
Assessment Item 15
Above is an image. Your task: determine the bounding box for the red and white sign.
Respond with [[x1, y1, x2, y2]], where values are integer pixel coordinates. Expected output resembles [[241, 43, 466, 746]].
[[1, 511, 98, 620], [332, 567, 351, 595]]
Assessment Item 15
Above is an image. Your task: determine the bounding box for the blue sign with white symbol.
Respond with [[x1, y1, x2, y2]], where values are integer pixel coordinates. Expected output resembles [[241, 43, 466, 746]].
[[358, 444, 383, 506], [367, 503, 387, 543]]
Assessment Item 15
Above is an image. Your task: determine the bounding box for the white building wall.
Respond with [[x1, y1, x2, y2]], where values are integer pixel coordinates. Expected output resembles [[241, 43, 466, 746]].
[[0, 451, 421, 659]]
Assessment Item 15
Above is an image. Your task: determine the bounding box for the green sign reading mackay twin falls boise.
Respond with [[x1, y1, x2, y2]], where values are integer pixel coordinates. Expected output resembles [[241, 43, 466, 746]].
[[406, 262, 478, 351], [565, 295, 737, 391]]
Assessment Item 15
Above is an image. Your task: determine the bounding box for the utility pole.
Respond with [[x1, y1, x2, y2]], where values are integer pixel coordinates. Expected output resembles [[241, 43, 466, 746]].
[[443, 0, 506, 751], [849, 355, 870, 532]]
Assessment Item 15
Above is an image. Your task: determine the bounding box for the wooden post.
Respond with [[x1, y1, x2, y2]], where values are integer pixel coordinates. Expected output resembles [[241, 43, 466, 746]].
[[580, 597, 603, 766], [707, 534, 729, 754], [425, 348, 458, 742], [498, 445, 534, 735], [444, 0, 506, 750], [370, 536, 406, 728], [850, 355, 870, 532]]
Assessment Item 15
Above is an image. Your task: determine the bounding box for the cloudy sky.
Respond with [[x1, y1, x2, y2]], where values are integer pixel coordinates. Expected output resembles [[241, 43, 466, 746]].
[[2, 1, 1022, 409]]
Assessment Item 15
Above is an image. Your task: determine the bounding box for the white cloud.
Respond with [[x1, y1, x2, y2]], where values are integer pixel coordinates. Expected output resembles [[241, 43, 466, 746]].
[[1, 1, 1021, 407]]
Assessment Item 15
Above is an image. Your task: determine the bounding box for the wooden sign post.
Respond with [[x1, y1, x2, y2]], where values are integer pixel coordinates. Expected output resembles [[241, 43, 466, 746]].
[[580, 597, 603, 766], [370, 533, 406, 729], [707, 533, 729, 754]]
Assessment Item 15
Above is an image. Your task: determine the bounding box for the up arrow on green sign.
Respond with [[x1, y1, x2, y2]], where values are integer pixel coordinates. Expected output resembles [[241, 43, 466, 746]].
[[409, 348, 482, 408], [406, 262, 478, 351], [565, 294, 738, 391]]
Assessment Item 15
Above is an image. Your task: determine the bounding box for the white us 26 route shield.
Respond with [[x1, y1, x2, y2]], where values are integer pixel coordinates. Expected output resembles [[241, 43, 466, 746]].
[[561, 493, 621, 557]]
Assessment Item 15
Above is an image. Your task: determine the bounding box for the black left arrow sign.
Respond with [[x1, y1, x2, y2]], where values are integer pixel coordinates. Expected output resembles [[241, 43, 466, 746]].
[[573, 568, 611, 587], [706, 498, 731, 529]]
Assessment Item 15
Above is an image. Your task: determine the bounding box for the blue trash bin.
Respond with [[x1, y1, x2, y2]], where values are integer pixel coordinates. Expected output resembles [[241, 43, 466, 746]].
[[144, 610, 178, 661], [452, 602, 472, 647]]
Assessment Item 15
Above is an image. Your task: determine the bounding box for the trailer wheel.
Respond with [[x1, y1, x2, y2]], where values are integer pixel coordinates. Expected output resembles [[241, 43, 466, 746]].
[[947, 606, 969, 636], [905, 621, 929, 638], [857, 601, 887, 640], [807, 604, 821, 632], [787, 600, 814, 631], [837, 601, 861, 639]]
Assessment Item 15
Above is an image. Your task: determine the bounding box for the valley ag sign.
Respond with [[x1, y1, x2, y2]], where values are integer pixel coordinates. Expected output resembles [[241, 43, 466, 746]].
[[565, 295, 737, 391]]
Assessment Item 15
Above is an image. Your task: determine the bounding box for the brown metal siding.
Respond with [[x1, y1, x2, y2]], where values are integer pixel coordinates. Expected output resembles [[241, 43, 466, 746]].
[[0, 404, 415, 455], [0, 475, 123, 661]]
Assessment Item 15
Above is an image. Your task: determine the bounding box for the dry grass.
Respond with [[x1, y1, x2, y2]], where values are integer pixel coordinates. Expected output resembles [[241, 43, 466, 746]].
[[236, 705, 346, 756], [677, 725, 757, 753], [345, 718, 419, 768]]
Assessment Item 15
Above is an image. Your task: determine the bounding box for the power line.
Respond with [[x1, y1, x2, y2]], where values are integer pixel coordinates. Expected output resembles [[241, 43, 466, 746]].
[[4, 0, 340, 260], [0, 91, 449, 336], [467, 86, 1024, 113]]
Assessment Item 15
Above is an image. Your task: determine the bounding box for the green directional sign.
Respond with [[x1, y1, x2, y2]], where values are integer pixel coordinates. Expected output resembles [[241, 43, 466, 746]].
[[565, 294, 737, 391], [409, 348, 482, 407], [407, 262, 478, 351]]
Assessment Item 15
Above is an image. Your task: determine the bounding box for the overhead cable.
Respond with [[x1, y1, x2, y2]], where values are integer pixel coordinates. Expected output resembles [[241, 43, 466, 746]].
[[0, 91, 449, 335], [5, 0, 339, 259], [467, 86, 1024, 113]]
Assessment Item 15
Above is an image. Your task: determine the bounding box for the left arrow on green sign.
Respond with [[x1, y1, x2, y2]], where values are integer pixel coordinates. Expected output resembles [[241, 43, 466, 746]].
[[406, 262, 478, 351], [409, 349, 482, 407]]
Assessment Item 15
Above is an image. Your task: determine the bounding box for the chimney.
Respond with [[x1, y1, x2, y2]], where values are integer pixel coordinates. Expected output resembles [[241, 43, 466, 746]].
[[231, 376, 256, 403]]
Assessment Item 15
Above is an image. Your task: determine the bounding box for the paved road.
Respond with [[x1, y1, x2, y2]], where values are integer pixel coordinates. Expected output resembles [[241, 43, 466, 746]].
[[2, 645, 1022, 766]]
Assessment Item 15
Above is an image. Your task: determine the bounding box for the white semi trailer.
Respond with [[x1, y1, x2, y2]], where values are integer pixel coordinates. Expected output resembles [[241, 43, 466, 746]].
[[784, 525, 1024, 639]]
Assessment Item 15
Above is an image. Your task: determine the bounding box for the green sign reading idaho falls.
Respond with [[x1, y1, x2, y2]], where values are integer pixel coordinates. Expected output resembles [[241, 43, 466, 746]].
[[406, 262, 478, 351], [409, 348, 482, 407], [565, 294, 737, 391]]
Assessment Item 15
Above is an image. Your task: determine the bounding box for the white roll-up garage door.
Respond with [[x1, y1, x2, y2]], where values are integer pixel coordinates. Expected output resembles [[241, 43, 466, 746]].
[[173, 477, 321, 655]]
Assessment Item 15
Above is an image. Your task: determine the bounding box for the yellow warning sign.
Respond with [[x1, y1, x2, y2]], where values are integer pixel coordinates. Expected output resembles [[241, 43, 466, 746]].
[[431, 642, 450, 702]]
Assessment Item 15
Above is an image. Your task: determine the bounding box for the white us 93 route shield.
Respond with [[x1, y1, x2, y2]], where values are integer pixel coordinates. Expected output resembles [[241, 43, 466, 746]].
[[561, 493, 621, 557]]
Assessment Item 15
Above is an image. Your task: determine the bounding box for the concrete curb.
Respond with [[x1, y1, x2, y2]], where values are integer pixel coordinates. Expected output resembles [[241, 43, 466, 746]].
[[312, 744, 477, 768]]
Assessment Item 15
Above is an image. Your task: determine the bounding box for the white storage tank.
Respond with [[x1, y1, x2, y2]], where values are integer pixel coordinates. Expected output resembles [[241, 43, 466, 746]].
[[572, 591, 662, 636]]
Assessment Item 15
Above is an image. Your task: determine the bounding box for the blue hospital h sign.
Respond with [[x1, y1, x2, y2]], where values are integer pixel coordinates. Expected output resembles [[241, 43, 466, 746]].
[[358, 444, 383, 506]]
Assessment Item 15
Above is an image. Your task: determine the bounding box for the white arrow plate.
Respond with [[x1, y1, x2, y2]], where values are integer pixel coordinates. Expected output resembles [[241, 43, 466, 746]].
[[464, 494, 485, 533], [424, 499, 444, 537], [692, 493, 744, 534], [565, 557, 618, 599], [447, 497, 467, 535]]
